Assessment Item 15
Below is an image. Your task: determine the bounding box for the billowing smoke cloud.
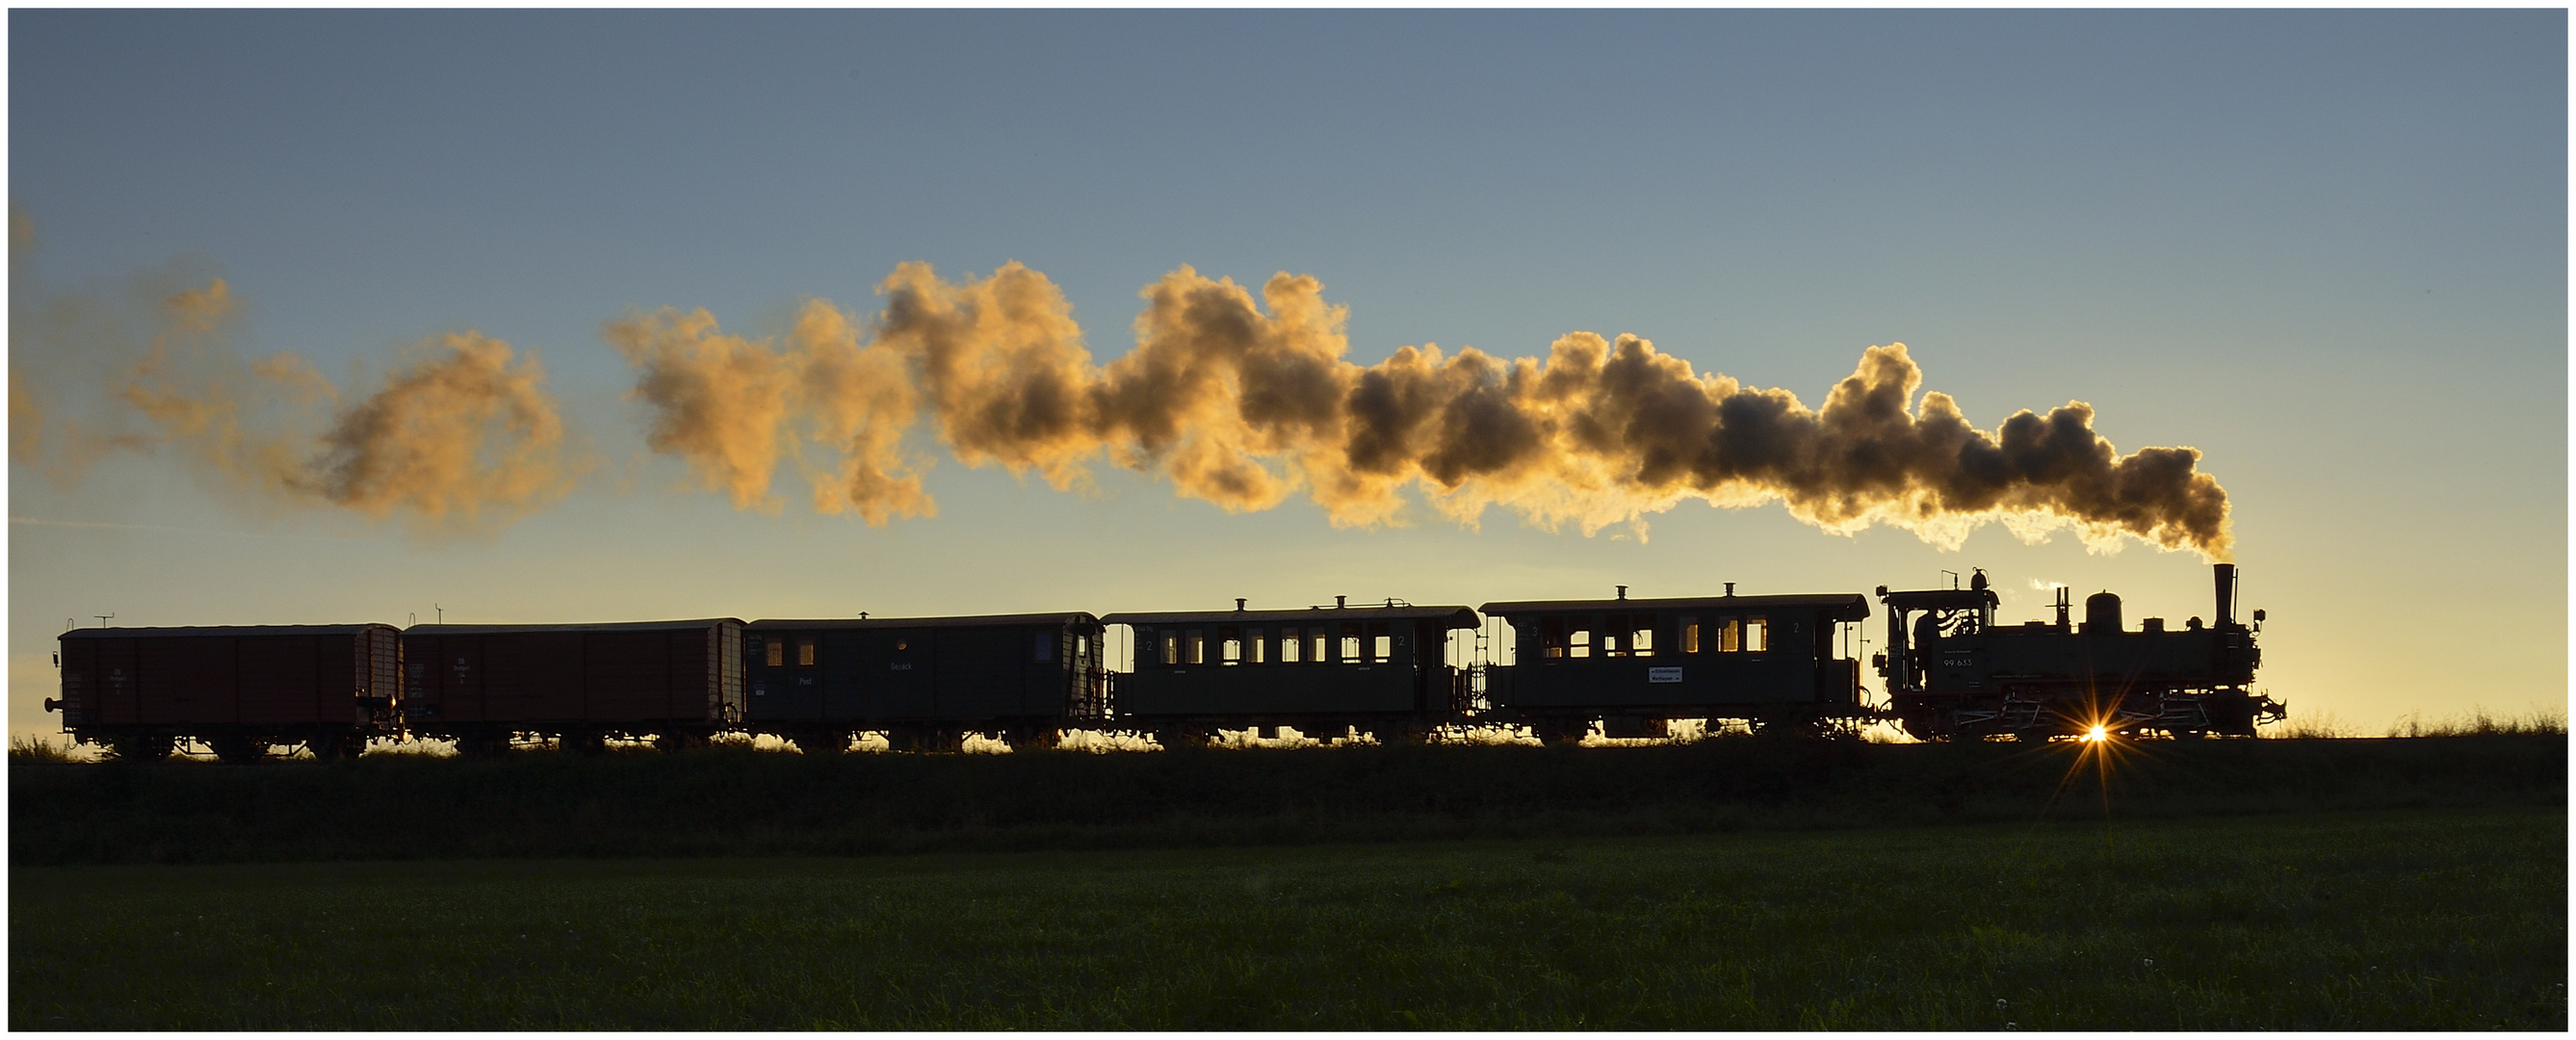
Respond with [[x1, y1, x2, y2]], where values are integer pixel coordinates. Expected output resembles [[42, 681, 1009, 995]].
[[604, 299, 930, 524], [622, 262, 2232, 559], [11, 213, 578, 535], [296, 332, 573, 527]]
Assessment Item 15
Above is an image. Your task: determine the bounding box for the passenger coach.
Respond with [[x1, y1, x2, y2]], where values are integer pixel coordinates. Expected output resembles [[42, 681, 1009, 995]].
[[1481, 587, 1872, 741], [1104, 598, 1480, 745]]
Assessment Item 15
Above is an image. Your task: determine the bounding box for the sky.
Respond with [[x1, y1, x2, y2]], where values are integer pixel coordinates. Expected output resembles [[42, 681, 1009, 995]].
[[8, 10, 2565, 742]]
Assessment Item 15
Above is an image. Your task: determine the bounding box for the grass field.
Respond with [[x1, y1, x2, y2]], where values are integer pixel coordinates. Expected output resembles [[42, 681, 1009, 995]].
[[12, 806, 2564, 1029], [13, 736, 2563, 866]]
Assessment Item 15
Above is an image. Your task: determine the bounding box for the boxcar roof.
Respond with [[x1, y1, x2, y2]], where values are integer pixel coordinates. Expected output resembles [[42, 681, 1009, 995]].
[[400, 618, 742, 636], [1479, 593, 1870, 620], [1102, 605, 1480, 629], [746, 612, 1101, 631], [61, 623, 396, 638]]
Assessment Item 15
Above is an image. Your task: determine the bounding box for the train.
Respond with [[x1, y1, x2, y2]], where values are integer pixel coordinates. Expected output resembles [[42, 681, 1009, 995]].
[[43, 563, 2280, 761]]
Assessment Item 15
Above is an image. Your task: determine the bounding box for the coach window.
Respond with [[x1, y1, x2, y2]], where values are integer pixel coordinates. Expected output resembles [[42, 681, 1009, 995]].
[[1719, 617, 1742, 653], [1540, 616, 1567, 659], [798, 639, 817, 666], [1680, 616, 1701, 655], [1187, 631, 1206, 665], [1034, 631, 1054, 663], [1250, 629, 1267, 664], [1220, 627, 1241, 665], [1743, 617, 1767, 653], [767, 641, 784, 667], [1278, 629, 1300, 663], [1301, 627, 1322, 663], [1570, 619, 1592, 659], [1339, 623, 1363, 663], [1368, 622, 1392, 663], [1161, 631, 1180, 666], [1600, 614, 1626, 657], [1630, 618, 1654, 658]]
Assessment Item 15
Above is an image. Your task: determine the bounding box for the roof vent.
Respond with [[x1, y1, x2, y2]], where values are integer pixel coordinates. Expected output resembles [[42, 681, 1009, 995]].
[[1336, 595, 1346, 609], [1725, 583, 1735, 597], [1616, 585, 1627, 600], [1235, 598, 1246, 612]]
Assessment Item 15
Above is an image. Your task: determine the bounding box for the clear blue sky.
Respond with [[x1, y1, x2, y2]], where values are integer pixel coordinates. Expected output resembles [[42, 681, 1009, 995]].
[[9, 10, 2565, 739]]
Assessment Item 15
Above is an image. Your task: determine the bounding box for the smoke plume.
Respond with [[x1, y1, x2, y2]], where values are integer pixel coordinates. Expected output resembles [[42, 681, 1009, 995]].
[[604, 299, 930, 524], [622, 262, 2231, 558], [11, 216, 578, 535]]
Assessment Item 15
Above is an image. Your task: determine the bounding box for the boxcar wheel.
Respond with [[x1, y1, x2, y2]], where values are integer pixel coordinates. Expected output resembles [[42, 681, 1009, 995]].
[[112, 733, 174, 763], [654, 732, 705, 754], [209, 737, 265, 764], [796, 730, 846, 755]]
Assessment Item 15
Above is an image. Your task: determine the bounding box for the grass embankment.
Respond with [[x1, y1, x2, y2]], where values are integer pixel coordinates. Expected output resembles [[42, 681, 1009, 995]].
[[12, 807, 2564, 1029], [11, 735, 2561, 866]]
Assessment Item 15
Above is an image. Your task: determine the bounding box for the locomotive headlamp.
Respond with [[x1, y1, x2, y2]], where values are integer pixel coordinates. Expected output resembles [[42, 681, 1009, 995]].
[[2083, 725, 2108, 742]]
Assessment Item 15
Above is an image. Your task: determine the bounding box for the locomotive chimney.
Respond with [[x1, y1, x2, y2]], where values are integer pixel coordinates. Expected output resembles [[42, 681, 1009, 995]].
[[2213, 563, 2237, 627]]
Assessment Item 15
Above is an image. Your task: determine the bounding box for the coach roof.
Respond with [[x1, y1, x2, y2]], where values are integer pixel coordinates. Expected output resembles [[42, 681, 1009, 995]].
[[747, 612, 1101, 631], [1479, 593, 1870, 620], [1103, 604, 1479, 629]]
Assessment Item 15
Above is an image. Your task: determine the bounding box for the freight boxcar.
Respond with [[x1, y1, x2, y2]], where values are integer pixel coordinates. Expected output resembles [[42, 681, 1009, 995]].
[[1480, 588, 1873, 741], [1102, 599, 1480, 745], [50, 624, 402, 761], [399, 619, 744, 755], [743, 612, 1107, 752]]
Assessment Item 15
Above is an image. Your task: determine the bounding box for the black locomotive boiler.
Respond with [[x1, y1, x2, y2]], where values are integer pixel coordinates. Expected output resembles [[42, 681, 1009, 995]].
[[1877, 562, 2279, 741]]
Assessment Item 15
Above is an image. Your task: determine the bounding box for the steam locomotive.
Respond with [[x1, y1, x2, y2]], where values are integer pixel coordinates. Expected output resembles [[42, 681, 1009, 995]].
[[44, 564, 2276, 760], [1876, 563, 2280, 741]]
